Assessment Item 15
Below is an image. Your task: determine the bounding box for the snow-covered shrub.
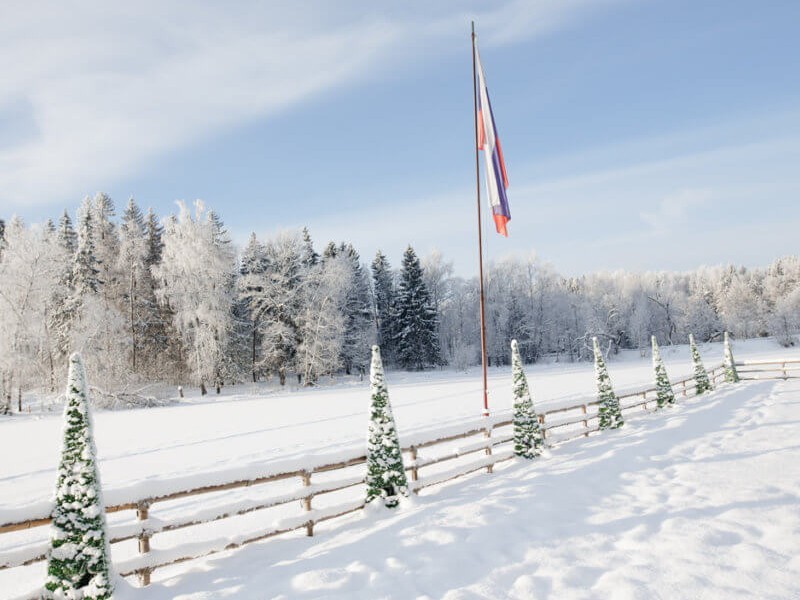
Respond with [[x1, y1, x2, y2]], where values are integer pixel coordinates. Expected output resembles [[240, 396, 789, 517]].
[[593, 337, 623, 430], [689, 333, 713, 394], [365, 345, 408, 508], [723, 331, 740, 383], [44, 353, 113, 600], [651, 336, 675, 408], [511, 339, 543, 458]]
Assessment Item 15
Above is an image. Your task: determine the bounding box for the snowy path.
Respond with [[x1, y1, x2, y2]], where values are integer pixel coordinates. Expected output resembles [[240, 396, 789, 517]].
[[119, 378, 800, 599]]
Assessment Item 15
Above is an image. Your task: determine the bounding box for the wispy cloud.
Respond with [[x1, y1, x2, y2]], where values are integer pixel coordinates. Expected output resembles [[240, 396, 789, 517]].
[[0, 0, 622, 208], [639, 188, 713, 232]]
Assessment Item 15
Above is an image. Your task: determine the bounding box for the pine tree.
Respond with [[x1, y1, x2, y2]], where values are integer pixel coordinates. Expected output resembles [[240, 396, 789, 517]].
[[511, 339, 543, 458], [118, 198, 148, 372], [372, 251, 396, 365], [651, 336, 675, 408], [365, 345, 408, 508], [57, 210, 77, 255], [689, 333, 713, 394], [44, 354, 113, 600], [73, 198, 101, 296], [394, 246, 440, 370], [723, 331, 739, 383], [338, 243, 374, 376], [593, 337, 624, 429]]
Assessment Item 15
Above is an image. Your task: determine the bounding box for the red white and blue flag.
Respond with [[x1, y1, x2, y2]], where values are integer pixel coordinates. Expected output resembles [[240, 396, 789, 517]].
[[475, 43, 511, 237]]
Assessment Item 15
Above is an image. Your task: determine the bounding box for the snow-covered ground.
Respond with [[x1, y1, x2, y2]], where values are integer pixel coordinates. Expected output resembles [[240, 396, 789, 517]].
[[103, 375, 799, 600], [0, 337, 799, 598]]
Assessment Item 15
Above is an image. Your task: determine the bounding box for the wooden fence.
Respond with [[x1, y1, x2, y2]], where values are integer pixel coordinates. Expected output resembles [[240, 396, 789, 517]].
[[1, 358, 797, 597]]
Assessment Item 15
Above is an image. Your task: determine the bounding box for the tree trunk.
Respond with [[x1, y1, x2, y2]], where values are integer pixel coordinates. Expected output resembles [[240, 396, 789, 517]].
[[200, 381, 207, 395]]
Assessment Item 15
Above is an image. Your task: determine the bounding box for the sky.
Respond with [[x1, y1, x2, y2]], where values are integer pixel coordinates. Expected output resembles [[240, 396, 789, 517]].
[[1, 0, 799, 276]]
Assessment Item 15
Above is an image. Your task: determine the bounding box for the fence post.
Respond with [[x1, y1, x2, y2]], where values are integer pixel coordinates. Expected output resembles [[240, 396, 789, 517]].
[[136, 501, 152, 587], [641, 391, 647, 410], [539, 414, 547, 444], [581, 404, 588, 436], [409, 446, 419, 482], [301, 471, 313, 536], [484, 426, 493, 474], [782, 362, 788, 380], [682, 380, 687, 397]]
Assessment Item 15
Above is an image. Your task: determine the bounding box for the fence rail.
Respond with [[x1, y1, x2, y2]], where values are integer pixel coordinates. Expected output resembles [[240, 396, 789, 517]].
[[2, 358, 797, 596]]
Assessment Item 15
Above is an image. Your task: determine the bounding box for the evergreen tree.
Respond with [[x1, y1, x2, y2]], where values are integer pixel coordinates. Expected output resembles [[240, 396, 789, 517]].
[[117, 198, 148, 372], [689, 333, 713, 394], [44, 353, 113, 600], [723, 331, 739, 383], [593, 337, 624, 429], [511, 339, 543, 458], [73, 198, 101, 296], [57, 210, 77, 255], [372, 251, 396, 365], [338, 243, 374, 376], [394, 246, 440, 370], [300, 227, 319, 268], [90, 192, 119, 295], [651, 336, 675, 408], [365, 345, 408, 508], [239, 233, 268, 382]]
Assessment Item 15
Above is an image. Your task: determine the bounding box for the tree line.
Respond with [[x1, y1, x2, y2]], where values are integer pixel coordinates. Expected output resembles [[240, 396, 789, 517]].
[[0, 195, 798, 404]]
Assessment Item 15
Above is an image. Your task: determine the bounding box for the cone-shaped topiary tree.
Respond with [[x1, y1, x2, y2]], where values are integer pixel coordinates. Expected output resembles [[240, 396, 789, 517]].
[[593, 337, 624, 430], [45, 353, 113, 600], [365, 345, 409, 508], [689, 333, 713, 395], [511, 340, 544, 458], [651, 336, 675, 408], [723, 331, 740, 383]]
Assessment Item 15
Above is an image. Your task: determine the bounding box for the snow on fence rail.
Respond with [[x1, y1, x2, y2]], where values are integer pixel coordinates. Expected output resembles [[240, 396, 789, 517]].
[[1, 359, 797, 596]]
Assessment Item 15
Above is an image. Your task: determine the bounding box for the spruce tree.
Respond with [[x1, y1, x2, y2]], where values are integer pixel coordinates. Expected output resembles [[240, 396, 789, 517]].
[[511, 339, 544, 458], [371, 251, 396, 365], [338, 243, 374, 376], [45, 353, 113, 600], [593, 337, 624, 429], [394, 246, 440, 370], [365, 345, 408, 508], [689, 333, 713, 394], [723, 331, 740, 383], [651, 336, 675, 408]]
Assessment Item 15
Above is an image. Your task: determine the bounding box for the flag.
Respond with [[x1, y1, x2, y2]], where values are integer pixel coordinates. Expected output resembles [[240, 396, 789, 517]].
[[475, 43, 511, 237]]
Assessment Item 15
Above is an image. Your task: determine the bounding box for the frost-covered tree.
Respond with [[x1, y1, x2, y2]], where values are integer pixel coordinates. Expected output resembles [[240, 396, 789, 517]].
[[365, 345, 408, 508], [91, 192, 119, 297], [259, 232, 307, 385], [723, 331, 739, 383], [371, 251, 397, 365], [296, 255, 350, 384], [73, 198, 101, 297], [0, 218, 64, 399], [337, 243, 374, 376], [395, 246, 440, 370], [153, 201, 236, 392], [593, 337, 623, 429], [117, 198, 149, 372], [689, 333, 713, 394], [44, 353, 113, 600], [511, 339, 543, 458], [651, 336, 675, 408]]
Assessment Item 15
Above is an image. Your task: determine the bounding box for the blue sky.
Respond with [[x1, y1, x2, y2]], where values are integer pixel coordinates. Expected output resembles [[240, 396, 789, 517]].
[[1, 0, 799, 275]]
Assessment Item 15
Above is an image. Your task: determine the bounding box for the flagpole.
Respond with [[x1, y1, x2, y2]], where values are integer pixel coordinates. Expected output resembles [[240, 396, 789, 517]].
[[471, 21, 490, 417]]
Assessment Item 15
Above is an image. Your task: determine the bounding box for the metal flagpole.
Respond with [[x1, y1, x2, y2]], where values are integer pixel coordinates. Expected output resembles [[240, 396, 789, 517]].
[[471, 21, 490, 417]]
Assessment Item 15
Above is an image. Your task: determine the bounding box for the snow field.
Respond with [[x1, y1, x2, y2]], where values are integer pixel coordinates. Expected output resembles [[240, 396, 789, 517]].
[[107, 377, 800, 598], [0, 337, 798, 598]]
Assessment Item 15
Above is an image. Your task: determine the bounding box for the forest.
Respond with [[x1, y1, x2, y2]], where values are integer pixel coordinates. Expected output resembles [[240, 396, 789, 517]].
[[1, 194, 798, 404]]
